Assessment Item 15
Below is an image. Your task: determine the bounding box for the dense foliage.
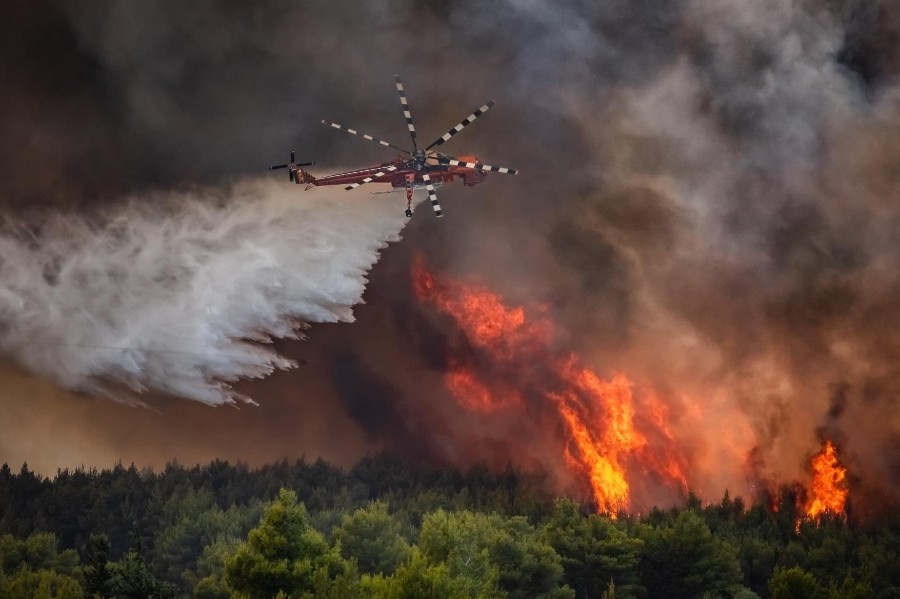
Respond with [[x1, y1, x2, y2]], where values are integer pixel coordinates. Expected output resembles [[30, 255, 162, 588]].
[[1, 456, 898, 598]]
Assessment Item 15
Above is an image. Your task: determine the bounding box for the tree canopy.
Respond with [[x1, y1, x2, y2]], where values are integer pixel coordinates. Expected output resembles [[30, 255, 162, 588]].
[[1, 455, 899, 598]]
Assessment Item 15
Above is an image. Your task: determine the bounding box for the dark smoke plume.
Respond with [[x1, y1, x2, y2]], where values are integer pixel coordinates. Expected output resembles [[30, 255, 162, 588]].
[[2, 1, 900, 512]]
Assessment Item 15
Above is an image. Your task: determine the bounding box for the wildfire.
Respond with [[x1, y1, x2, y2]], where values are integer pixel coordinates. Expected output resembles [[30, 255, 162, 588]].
[[412, 258, 551, 357], [412, 254, 688, 515], [803, 440, 848, 521], [444, 366, 521, 412]]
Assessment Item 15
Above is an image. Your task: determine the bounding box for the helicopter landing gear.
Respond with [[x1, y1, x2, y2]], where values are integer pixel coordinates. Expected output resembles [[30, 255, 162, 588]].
[[405, 184, 413, 218], [405, 208, 413, 218]]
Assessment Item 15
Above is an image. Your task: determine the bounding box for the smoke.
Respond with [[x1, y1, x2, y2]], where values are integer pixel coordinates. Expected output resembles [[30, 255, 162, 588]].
[[0, 180, 409, 405], [3, 0, 900, 512], [375, 0, 900, 510]]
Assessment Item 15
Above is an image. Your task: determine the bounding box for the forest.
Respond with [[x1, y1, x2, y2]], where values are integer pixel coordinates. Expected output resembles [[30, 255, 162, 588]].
[[0, 454, 898, 598]]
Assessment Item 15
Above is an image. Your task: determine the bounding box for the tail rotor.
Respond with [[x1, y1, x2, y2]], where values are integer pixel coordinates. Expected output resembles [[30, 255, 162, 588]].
[[269, 150, 314, 183]]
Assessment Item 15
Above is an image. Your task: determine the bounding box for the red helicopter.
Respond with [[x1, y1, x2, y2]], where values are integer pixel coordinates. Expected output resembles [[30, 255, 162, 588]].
[[269, 76, 517, 218]]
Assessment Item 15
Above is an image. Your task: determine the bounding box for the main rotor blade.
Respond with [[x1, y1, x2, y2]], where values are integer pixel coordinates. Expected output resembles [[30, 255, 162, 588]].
[[322, 121, 410, 154], [420, 172, 442, 217], [446, 158, 518, 175], [345, 164, 401, 191], [394, 75, 418, 150], [424, 101, 495, 151]]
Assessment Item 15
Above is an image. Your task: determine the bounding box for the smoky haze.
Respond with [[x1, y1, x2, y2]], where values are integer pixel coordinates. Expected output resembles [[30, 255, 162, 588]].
[[2, 0, 900, 513]]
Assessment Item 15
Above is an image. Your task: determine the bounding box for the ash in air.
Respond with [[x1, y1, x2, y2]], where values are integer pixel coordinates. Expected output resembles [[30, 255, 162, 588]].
[[0, 180, 410, 404]]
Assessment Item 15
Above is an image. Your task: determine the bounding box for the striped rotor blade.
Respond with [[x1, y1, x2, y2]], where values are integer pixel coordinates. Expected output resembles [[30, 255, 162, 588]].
[[447, 159, 518, 175], [322, 121, 409, 154], [421, 173, 443, 217], [394, 75, 418, 150], [425, 100, 495, 151], [345, 165, 399, 190]]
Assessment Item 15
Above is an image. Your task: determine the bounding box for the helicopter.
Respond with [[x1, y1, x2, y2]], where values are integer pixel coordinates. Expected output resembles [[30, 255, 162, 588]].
[[269, 76, 517, 218]]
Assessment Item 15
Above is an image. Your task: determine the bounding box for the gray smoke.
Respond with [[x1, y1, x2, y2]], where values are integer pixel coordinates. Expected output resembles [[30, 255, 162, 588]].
[[3, 0, 900, 510]]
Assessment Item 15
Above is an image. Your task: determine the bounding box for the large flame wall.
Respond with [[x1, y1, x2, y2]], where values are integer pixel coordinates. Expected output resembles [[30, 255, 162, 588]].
[[414, 255, 691, 514], [413, 254, 856, 517]]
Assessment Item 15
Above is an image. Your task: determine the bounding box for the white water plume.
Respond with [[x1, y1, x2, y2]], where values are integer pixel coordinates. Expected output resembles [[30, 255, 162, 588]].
[[0, 178, 414, 405]]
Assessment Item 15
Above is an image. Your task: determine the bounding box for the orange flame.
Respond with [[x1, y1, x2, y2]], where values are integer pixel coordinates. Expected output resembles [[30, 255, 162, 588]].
[[804, 440, 848, 521], [444, 366, 521, 413], [413, 258, 551, 357], [551, 368, 646, 515], [445, 368, 497, 412], [413, 255, 689, 515], [634, 390, 690, 492]]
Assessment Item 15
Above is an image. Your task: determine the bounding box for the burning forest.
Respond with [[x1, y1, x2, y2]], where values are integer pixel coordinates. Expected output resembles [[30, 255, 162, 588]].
[[412, 254, 864, 521], [413, 254, 689, 515], [803, 439, 850, 522]]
